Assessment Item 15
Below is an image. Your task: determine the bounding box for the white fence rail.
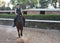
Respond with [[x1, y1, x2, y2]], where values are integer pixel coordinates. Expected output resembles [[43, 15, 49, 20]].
[[0, 9, 60, 13], [0, 10, 14, 12], [0, 18, 60, 23]]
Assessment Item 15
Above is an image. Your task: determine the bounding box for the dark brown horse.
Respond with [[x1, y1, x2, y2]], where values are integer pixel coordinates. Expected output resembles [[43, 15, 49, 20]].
[[15, 15, 24, 38]]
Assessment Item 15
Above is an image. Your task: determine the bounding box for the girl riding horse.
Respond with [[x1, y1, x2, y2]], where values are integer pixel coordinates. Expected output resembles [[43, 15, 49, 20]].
[[13, 4, 25, 38], [13, 4, 25, 27]]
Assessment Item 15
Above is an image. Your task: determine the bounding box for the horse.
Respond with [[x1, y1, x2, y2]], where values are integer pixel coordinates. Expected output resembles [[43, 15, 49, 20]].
[[15, 15, 24, 38]]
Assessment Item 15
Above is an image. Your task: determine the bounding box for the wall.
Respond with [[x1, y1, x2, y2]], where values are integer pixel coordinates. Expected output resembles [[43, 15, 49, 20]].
[[27, 11, 40, 15], [45, 11, 60, 15]]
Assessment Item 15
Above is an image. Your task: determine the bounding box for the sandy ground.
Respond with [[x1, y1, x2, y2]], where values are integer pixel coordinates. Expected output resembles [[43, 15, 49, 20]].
[[0, 25, 60, 43]]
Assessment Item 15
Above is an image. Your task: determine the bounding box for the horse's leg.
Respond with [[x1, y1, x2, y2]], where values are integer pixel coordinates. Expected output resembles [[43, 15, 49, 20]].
[[19, 29, 21, 38], [21, 30, 23, 36], [21, 25, 23, 36], [17, 28, 20, 38]]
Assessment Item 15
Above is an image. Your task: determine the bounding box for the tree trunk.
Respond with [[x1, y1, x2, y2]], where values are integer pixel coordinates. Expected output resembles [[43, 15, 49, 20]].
[[57, 0, 60, 8], [54, 0, 57, 8], [59, 0, 60, 8]]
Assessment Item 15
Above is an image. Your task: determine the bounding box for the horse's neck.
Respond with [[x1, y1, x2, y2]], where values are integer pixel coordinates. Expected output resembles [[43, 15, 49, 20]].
[[16, 15, 23, 22], [17, 15, 22, 19]]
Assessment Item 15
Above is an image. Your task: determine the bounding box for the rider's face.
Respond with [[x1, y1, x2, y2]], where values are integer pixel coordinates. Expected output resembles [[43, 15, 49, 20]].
[[16, 5, 20, 8]]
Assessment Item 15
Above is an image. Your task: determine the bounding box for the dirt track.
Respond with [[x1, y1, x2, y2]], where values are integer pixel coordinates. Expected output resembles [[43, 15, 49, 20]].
[[0, 25, 60, 43]]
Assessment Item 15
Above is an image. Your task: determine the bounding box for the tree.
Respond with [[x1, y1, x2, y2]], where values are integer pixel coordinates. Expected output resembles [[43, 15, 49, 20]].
[[57, 0, 60, 8], [10, 0, 27, 9], [10, 0, 38, 8], [51, 0, 57, 8], [0, 0, 6, 10], [39, 0, 49, 8], [10, 0, 17, 7], [46, 0, 58, 8]]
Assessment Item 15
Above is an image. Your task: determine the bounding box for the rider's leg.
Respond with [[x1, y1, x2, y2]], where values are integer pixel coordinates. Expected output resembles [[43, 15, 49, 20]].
[[23, 17, 25, 26], [13, 18, 16, 27], [13, 15, 17, 27]]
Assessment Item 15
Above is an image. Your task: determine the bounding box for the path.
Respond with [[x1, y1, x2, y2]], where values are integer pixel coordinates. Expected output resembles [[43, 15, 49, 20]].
[[0, 25, 60, 43]]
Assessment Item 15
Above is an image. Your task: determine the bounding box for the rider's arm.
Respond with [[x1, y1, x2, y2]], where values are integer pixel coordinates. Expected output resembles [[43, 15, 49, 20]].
[[15, 9, 17, 15]]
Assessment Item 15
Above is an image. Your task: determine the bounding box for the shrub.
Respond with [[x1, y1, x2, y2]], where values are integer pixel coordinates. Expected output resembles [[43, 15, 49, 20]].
[[24, 14, 60, 20], [0, 14, 60, 21], [0, 14, 15, 18], [5, 7, 11, 10]]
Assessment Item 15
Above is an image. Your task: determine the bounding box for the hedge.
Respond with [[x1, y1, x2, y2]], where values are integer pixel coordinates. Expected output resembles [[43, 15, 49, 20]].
[[24, 14, 60, 21], [0, 14, 60, 20], [0, 14, 15, 18]]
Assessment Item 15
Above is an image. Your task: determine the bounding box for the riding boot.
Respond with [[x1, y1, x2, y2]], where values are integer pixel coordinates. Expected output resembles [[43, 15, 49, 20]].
[[23, 17, 25, 27], [13, 18, 16, 27], [13, 21, 16, 27]]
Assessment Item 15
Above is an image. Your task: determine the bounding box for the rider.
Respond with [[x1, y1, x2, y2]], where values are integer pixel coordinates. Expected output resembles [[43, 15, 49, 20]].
[[13, 4, 25, 27]]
